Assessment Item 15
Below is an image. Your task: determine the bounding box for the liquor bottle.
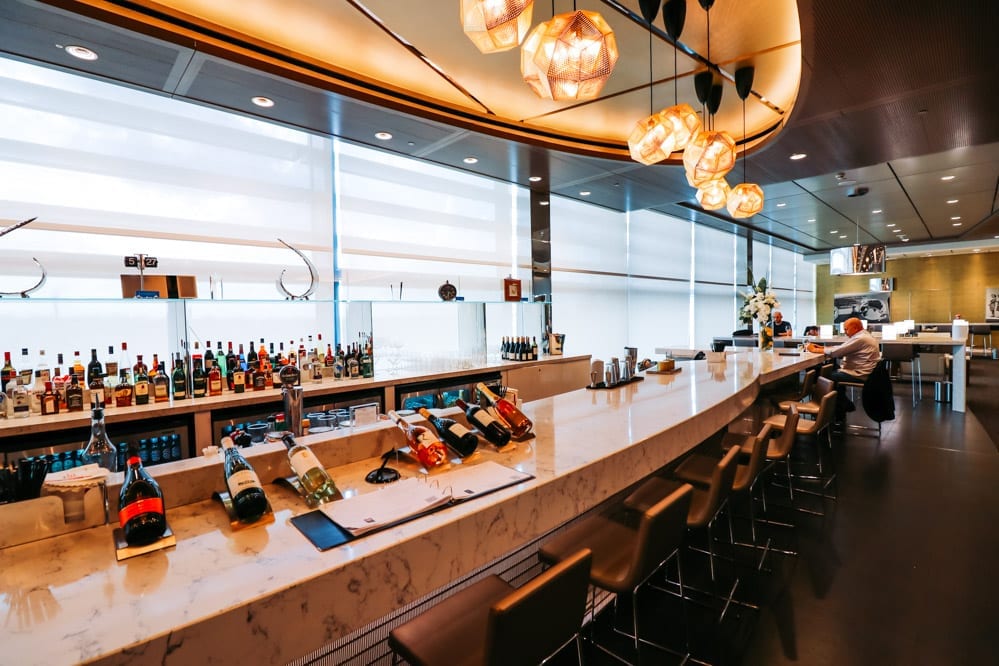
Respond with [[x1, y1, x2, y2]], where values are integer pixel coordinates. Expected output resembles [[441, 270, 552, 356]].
[[416, 407, 479, 457], [118, 342, 132, 379], [226, 342, 238, 390], [208, 360, 223, 396], [118, 440, 167, 546], [88, 369, 104, 411], [220, 435, 269, 522], [1, 351, 15, 393], [72, 350, 85, 382], [246, 341, 257, 368], [347, 345, 360, 379], [65, 374, 85, 412], [115, 369, 133, 407], [191, 354, 207, 398], [31, 349, 50, 414], [332, 345, 344, 380], [171, 354, 188, 400], [454, 398, 511, 448], [204, 341, 215, 371], [105, 344, 119, 378], [41, 381, 59, 415], [258, 347, 272, 389], [132, 362, 150, 405], [311, 356, 323, 384], [360, 338, 374, 378], [281, 433, 339, 505], [325, 343, 335, 367], [82, 401, 118, 472], [387, 410, 449, 469], [531, 336, 539, 360], [55, 352, 67, 410], [475, 382, 532, 438], [232, 361, 246, 394], [133, 353, 148, 379], [216, 341, 226, 380], [11, 376, 30, 418], [152, 362, 170, 403]]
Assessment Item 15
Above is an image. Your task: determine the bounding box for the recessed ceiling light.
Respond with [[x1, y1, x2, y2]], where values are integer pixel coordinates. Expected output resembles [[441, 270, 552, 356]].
[[789, 153, 806, 160], [950, 216, 961, 220], [64, 45, 98, 61], [952, 222, 962, 227], [901, 238, 910, 242], [940, 175, 956, 181], [839, 235, 847, 239], [374, 131, 393, 140], [807, 218, 816, 222], [579, 190, 591, 196], [250, 96, 274, 108], [776, 202, 786, 207], [463, 157, 478, 164], [872, 209, 882, 214], [539, 200, 549, 206], [893, 229, 902, 233], [830, 230, 839, 234], [528, 176, 542, 182], [886, 223, 896, 227], [947, 199, 959, 204]]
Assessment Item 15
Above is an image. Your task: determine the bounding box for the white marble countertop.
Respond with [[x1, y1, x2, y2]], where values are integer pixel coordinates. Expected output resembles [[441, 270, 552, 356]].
[[0, 350, 821, 665]]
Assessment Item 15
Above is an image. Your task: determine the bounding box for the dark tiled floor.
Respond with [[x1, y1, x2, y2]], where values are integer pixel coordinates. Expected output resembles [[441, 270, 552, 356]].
[[552, 361, 999, 665]]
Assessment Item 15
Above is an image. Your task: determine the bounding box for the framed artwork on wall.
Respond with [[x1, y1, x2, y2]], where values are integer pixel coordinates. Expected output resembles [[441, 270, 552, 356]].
[[987, 288, 999, 322], [833, 291, 891, 324]]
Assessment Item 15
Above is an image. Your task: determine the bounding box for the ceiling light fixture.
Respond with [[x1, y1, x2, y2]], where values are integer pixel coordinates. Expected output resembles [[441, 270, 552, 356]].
[[952, 222, 962, 226], [872, 209, 882, 214], [901, 238, 910, 242], [887, 223, 896, 227], [807, 218, 816, 222], [947, 199, 959, 204], [540, 200, 550, 206], [950, 216, 961, 220], [697, 178, 730, 211], [723, 66, 764, 218], [374, 131, 393, 140], [461, 0, 534, 53], [941, 175, 955, 181], [64, 44, 98, 61], [528, 175, 542, 182], [789, 153, 806, 160], [776, 202, 786, 207], [830, 230, 839, 234], [521, 8, 618, 101], [463, 156, 479, 164], [251, 96, 275, 108], [839, 235, 847, 239], [579, 190, 591, 196]]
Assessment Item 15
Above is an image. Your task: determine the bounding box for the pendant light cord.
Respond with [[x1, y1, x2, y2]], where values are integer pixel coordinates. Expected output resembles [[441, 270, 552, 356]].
[[648, 29, 654, 114]]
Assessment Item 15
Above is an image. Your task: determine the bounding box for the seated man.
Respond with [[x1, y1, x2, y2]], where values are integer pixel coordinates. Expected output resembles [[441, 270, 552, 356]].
[[806, 317, 880, 419], [773, 311, 793, 337]]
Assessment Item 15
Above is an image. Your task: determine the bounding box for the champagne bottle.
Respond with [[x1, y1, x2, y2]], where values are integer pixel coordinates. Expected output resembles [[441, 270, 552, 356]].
[[454, 398, 511, 448], [118, 440, 167, 546], [281, 433, 339, 505], [220, 436, 268, 522], [416, 407, 478, 457], [387, 410, 449, 469], [475, 382, 532, 438], [82, 402, 118, 472]]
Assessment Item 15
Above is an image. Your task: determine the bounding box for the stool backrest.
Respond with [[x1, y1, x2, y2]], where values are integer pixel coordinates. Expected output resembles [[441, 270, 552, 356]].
[[691, 446, 741, 527], [812, 376, 835, 402], [812, 390, 839, 433], [626, 483, 693, 590], [880, 344, 917, 362], [797, 369, 817, 401], [771, 404, 799, 458], [487, 548, 592, 666], [819, 363, 835, 379], [734, 423, 773, 492]]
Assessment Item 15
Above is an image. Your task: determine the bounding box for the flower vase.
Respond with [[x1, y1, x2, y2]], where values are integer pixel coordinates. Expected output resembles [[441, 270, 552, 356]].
[[759, 322, 774, 351]]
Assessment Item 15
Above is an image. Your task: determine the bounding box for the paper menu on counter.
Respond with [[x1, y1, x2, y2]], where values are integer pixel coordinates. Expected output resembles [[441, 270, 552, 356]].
[[320, 461, 533, 536]]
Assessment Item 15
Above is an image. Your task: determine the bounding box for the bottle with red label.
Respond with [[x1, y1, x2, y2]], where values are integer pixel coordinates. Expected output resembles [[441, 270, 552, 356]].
[[118, 440, 167, 546]]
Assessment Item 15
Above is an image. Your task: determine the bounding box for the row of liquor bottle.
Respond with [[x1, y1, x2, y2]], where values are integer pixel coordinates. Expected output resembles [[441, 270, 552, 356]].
[[500, 336, 540, 361], [0, 334, 374, 418], [17, 434, 184, 476]]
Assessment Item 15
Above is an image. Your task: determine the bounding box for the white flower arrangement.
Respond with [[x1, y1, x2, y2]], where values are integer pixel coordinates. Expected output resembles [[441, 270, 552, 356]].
[[739, 275, 780, 325]]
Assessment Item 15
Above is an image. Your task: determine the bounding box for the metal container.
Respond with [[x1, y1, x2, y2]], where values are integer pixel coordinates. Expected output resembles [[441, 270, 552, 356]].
[[934, 381, 952, 403]]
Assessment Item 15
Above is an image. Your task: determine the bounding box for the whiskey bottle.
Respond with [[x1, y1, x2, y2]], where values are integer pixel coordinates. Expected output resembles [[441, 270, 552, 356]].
[[152, 362, 170, 403], [1, 351, 15, 393], [72, 350, 85, 382], [191, 354, 207, 398], [133, 353, 148, 379], [171, 354, 188, 400], [65, 374, 85, 412], [41, 381, 59, 415], [105, 344, 119, 378], [134, 363, 150, 405], [115, 369, 133, 407], [207, 361, 223, 397]]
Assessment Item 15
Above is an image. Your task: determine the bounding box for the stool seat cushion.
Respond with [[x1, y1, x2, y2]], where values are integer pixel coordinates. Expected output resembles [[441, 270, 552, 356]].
[[778, 399, 820, 414], [388, 575, 513, 666], [765, 413, 819, 436], [539, 512, 638, 594], [676, 453, 754, 495]]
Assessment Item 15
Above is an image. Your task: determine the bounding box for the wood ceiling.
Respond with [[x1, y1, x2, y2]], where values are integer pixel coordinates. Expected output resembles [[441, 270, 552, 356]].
[[1, 0, 997, 255]]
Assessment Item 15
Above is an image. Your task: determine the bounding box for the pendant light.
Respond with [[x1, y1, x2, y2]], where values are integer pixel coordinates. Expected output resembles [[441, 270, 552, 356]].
[[521, 4, 619, 101], [682, 0, 736, 188], [658, 0, 700, 154], [696, 177, 730, 210], [461, 0, 535, 53], [727, 65, 765, 217], [627, 1, 671, 165]]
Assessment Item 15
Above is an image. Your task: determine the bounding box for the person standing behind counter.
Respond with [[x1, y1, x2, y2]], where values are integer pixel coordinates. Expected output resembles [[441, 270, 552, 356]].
[[805, 317, 880, 418]]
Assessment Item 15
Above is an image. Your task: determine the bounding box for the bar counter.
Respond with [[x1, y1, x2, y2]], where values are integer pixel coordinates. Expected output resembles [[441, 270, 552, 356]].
[[0, 350, 820, 665]]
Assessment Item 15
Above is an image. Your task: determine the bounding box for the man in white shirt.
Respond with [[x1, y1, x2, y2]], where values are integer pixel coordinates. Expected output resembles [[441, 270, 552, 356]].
[[806, 317, 880, 418]]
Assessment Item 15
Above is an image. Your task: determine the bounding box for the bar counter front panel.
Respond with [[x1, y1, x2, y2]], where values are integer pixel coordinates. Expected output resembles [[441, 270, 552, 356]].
[[0, 350, 821, 666]]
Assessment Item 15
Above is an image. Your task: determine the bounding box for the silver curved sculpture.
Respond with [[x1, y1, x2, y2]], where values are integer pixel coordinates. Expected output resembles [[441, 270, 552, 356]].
[[275, 237, 318, 300], [0, 217, 48, 299]]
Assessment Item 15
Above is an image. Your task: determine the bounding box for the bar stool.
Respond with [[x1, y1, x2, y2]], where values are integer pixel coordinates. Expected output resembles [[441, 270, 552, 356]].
[[776, 374, 832, 417], [539, 484, 694, 664], [769, 368, 817, 411], [388, 548, 592, 666], [969, 324, 992, 354], [764, 393, 837, 511], [881, 343, 921, 405]]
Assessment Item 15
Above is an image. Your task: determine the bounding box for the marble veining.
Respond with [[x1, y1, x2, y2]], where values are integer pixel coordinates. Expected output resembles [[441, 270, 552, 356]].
[[0, 351, 821, 665]]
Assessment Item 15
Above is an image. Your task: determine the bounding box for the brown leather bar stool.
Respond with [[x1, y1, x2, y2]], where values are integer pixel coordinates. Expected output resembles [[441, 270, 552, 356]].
[[770, 368, 817, 411], [777, 375, 834, 417], [764, 392, 838, 511], [388, 548, 592, 666], [539, 484, 694, 664]]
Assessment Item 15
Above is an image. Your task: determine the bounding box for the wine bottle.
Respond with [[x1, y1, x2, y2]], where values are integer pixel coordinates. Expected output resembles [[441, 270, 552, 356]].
[[226, 342, 238, 390], [387, 410, 449, 469], [220, 436, 268, 522], [118, 440, 167, 546], [204, 341, 215, 370], [281, 433, 339, 505], [172, 353, 188, 400], [475, 382, 532, 438], [454, 398, 511, 448], [416, 407, 478, 457], [82, 402, 118, 472]]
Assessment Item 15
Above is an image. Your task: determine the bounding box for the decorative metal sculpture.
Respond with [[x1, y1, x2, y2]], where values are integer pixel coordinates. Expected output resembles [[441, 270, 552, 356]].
[[0, 217, 48, 298], [275, 238, 318, 300]]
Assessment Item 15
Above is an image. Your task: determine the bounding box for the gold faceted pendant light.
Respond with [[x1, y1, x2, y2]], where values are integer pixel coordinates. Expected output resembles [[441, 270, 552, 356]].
[[696, 178, 730, 210], [683, 129, 736, 186], [659, 103, 701, 152], [727, 182, 764, 217], [628, 110, 674, 165], [521, 9, 619, 101], [461, 0, 534, 53]]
